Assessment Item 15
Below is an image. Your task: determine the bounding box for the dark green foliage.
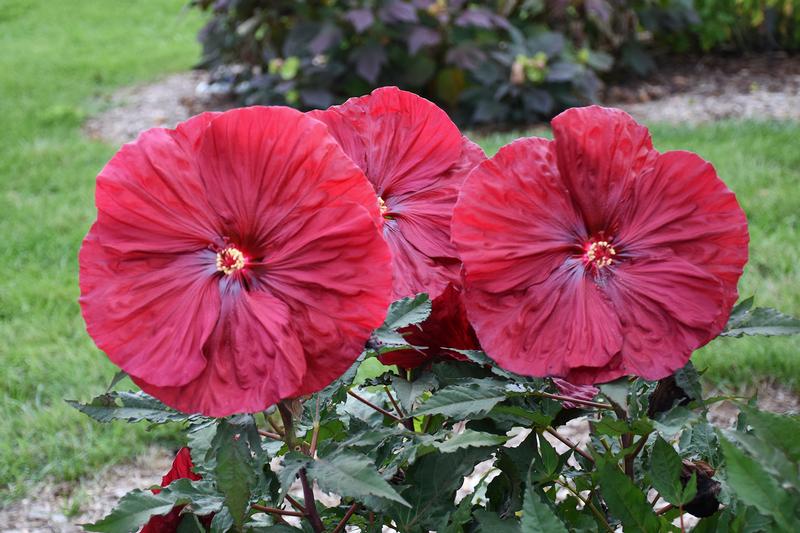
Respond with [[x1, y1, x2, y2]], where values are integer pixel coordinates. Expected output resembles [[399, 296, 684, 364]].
[[188, 0, 697, 125], [66, 390, 200, 425], [80, 296, 800, 532], [722, 297, 800, 338]]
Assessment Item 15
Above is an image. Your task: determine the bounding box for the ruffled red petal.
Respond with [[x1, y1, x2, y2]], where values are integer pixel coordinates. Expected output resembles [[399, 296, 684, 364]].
[[93, 113, 221, 254], [81, 108, 392, 416], [602, 254, 726, 381], [247, 203, 392, 399], [79, 229, 220, 387], [310, 87, 485, 299], [196, 106, 382, 251], [453, 137, 582, 294], [615, 150, 749, 328], [135, 288, 305, 416], [551, 106, 656, 234], [454, 107, 748, 384]]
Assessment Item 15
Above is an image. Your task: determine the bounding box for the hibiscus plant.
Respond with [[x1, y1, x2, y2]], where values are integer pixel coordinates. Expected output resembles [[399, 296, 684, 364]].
[[71, 88, 800, 532]]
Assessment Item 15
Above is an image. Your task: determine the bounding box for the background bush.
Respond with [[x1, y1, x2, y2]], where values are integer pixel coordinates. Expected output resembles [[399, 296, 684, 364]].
[[191, 0, 800, 125]]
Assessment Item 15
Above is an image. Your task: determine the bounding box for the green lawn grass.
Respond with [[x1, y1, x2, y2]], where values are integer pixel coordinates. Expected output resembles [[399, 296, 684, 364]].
[[0, 0, 203, 500], [1, 0, 797, 503]]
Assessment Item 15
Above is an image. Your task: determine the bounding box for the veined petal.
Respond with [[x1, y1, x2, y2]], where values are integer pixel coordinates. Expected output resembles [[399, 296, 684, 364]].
[[615, 150, 749, 325], [309, 86, 463, 197], [453, 137, 581, 294], [93, 113, 221, 254], [393, 138, 485, 260], [552, 106, 656, 233], [197, 106, 380, 252], [468, 263, 623, 378], [311, 88, 484, 299], [606, 253, 726, 381], [79, 228, 219, 387], [135, 289, 305, 417], [262, 202, 393, 397]]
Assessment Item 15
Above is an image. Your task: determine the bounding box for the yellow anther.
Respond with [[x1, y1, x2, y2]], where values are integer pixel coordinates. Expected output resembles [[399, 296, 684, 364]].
[[585, 241, 616, 269], [216, 247, 246, 275]]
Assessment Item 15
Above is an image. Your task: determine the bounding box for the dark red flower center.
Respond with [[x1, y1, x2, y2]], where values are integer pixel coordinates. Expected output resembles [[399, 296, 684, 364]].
[[216, 246, 246, 275], [582, 237, 617, 271]]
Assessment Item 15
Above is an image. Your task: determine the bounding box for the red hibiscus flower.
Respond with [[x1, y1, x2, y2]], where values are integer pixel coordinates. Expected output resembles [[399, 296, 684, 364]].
[[141, 447, 211, 532], [309, 87, 486, 300], [379, 284, 479, 369], [79, 107, 392, 416], [452, 106, 748, 384]]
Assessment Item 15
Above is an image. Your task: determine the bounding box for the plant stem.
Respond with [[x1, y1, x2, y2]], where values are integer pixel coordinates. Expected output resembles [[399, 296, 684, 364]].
[[623, 432, 650, 480], [545, 427, 595, 463], [277, 402, 296, 449], [622, 433, 634, 479], [309, 396, 321, 458], [384, 385, 415, 431], [332, 502, 360, 533], [258, 429, 283, 440], [278, 401, 323, 533], [251, 503, 304, 517], [554, 479, 613, 533], [267, 416, 285, 436], [299, 468, 325, 533], [347, 389, 404, 423], [384, 385, 405, 417], [533, 391, 613, 410], [285, 494, 306, 514], [656, 503, 675, 515]]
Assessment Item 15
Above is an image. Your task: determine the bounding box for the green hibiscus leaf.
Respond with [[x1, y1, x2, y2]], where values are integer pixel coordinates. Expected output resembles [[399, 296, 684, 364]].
[[66, 390, 197, 425], [307, 450, 409, 506], [414, 379, 506, 419], [84, 479, 223, 533], [521, 487, 568, 533], [595, 459, 662, 531], [649, 437, 685, 506], [722, 298, 800, 337]]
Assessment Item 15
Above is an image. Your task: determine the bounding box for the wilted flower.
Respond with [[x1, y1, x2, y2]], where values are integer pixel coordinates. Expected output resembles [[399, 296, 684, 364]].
[[310, 86, 485, 300], [80, 107, 392, 416], [452, 106, 748, 383]]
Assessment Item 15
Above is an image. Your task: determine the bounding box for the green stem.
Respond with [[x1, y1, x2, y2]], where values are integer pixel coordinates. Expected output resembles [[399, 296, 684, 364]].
[[554, 479, 613, 533]]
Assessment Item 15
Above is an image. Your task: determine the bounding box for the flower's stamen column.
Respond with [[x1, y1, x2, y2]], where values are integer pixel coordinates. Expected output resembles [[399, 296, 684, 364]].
[[216, 246, 246, 275]]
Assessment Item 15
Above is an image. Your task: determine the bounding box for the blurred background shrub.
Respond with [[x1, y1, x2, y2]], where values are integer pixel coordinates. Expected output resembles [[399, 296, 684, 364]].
[[190, 0, 800, 125]]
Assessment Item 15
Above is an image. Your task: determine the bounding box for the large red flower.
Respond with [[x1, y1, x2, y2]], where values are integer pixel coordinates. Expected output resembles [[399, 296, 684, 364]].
[[378, 283, 479, 369], [141, 447, 210, 532], [309, 87, 486, 300], [79, 107, 392, 416], [452, 106, 748, 384]]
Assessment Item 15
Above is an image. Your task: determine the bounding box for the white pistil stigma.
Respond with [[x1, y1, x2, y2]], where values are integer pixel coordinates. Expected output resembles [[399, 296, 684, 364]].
[[216, 247, 246, 275], [378, 196, 388, 216]]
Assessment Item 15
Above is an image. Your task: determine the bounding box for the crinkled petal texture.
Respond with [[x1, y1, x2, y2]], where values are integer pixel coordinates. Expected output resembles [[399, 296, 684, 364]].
[[452, 106, 748, 384], [379, 283, 478, 369], [310, 86, 486, 300], [80, 107, 392, 416]]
